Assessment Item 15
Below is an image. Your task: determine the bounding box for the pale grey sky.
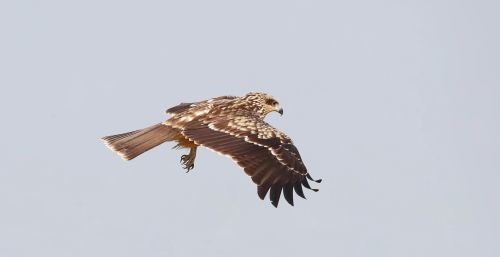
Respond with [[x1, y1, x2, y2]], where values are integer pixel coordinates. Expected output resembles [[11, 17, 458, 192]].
[[1, 1, 499, 257]]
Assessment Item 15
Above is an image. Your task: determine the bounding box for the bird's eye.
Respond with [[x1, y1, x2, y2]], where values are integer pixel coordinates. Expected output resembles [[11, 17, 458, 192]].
[[265, 99, 278, 106]]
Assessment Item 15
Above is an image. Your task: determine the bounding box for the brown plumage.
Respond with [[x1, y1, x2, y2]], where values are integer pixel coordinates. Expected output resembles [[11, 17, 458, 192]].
[[102, 92, 321, 207]]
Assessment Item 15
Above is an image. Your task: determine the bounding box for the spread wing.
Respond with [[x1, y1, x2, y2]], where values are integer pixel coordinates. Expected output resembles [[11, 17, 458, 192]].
[[178, 115, 321, 207]]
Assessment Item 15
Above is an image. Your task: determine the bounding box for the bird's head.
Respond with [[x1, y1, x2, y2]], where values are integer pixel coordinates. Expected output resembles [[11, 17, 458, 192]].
[[243, 92, 283, 117]]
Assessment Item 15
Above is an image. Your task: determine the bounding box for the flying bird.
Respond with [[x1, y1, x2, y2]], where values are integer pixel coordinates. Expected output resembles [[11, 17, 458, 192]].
[[102, 92, 321, 207]]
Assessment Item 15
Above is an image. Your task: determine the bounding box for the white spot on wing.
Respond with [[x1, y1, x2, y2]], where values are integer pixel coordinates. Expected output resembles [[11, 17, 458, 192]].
[[179, 116, 194, 122], [194, 109, 209, 116]]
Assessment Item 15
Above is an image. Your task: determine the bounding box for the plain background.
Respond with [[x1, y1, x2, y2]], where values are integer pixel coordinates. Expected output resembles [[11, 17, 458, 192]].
[[1, 1, 499, 256]]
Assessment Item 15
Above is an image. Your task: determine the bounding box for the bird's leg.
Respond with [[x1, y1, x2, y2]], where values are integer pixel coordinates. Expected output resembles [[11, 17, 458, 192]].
[[180, 147, 197, 172]]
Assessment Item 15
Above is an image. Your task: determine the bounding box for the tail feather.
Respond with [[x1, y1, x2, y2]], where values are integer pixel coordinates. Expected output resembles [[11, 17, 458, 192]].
[[102, 123, 177, 160]]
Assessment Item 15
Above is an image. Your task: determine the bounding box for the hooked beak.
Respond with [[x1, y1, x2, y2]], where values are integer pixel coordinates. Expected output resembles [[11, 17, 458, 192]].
[[277, 107, 283, 116]]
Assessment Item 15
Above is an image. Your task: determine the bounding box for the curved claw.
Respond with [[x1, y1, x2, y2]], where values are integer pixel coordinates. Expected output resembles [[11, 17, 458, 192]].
[[185, 163, 194, 173], [179, 148, 197, 173]]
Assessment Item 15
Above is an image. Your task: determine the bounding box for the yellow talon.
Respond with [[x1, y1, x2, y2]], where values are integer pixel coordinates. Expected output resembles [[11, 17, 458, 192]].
[[180, 147, 197, 172]]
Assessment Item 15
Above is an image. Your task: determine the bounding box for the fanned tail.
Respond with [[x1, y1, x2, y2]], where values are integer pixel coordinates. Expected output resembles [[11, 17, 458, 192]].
[[101, 123, 177, 160]]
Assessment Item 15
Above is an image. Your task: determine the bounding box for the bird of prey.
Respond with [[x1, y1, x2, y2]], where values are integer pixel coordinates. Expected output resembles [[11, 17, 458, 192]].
[[102, 92, 321, 207]]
